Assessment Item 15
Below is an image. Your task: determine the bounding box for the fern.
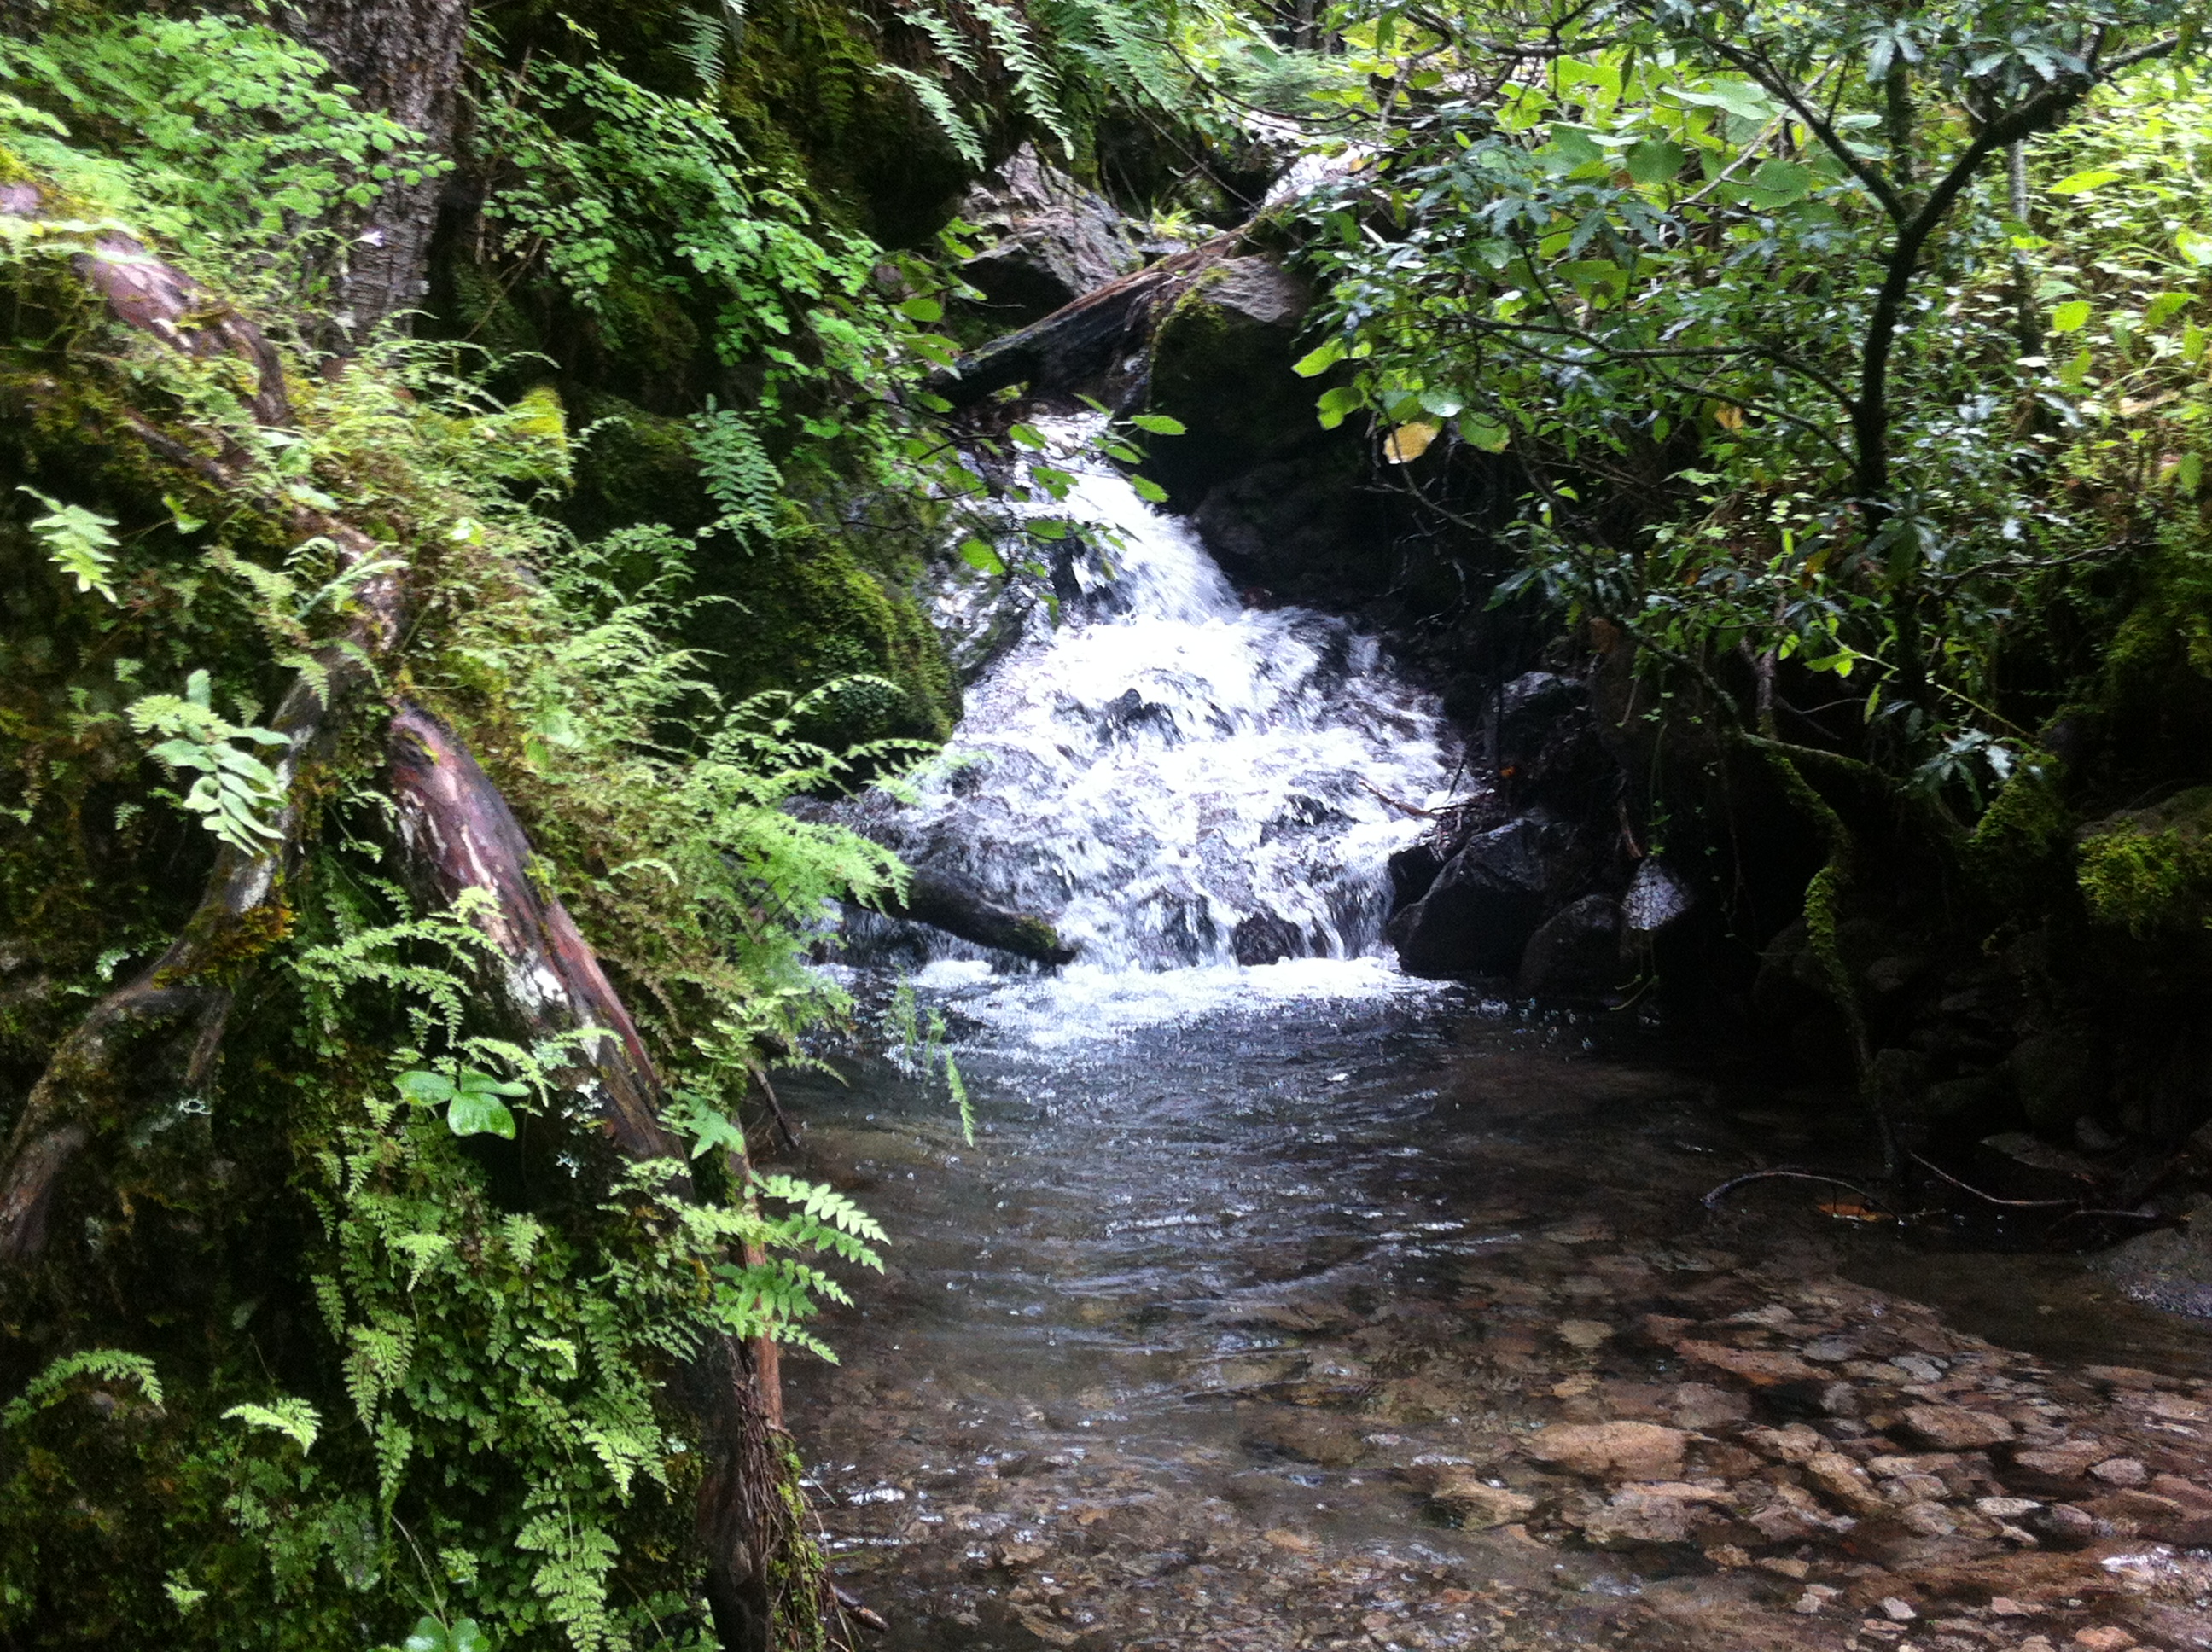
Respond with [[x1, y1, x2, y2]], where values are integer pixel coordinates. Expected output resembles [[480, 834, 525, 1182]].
[[872, 64, 987, 168], [128, 668, 293, 854], [222, 1398, 322, 1453], [690, 405, 783, 546], [17, 486, 120, 602], [3, 1349, 162, 1426]]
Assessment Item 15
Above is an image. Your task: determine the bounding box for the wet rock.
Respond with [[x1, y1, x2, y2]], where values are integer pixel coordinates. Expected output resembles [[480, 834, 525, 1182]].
[[1233, 910, 1307, 967], [2093, 1207, 2212, 1319], [1578, 1486, 1719, 1545], [1901, 1405, 2017, 1450], [957, 143, 1145, 324], [1671, 1383, 1750, 1431], [1524, 1422, 1687, 1480], [2087, 1457, 2148, 1487], [1388, 814, 1575, 977], [1805, 1451, 1889, 1515], [1097, 686, 1179, 742], [2031, 1503, 2099, 1544], [1674, 1340, 1823, 1387], [1516, 894, 1621, 999], [2009, 1031, 2104, 1131], [2012, 1440, 2109, 1478], [1243, 1409, 1367, 1468], [1621, 858, 1697, 937], [1428, 1473, 1538, 1528], [1386, 841, 1444, 910]]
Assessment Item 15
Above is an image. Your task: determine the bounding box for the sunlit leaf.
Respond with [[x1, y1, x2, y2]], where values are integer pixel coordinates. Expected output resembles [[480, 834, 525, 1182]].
[[1383, 421, 1439, 463]]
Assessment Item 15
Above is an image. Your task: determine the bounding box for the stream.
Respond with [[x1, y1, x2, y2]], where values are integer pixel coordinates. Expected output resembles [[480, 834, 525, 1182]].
[[781, 455, 2212, 1652]]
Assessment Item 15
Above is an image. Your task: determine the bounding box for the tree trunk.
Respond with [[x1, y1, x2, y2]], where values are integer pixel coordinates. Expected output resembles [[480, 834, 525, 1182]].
[[276, 0, 473, 341], [882, 867, 1078, 964]]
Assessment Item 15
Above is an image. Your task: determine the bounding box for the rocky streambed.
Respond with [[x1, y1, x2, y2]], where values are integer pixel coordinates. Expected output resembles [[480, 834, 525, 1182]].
[[776, 976, 2212, 1652]]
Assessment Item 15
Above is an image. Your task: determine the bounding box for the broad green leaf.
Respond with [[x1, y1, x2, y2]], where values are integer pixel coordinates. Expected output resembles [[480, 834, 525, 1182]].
[[1625, 138, 1688, 186], [896, 296, 943, 323], [446, 1089, 516, 1139], [958, 538, 1006, 575], [1417, 387, 1466, 419], [2048, 300, 2093, 334], [1546, 125, 1604, 168], [2179, 228, 2212, 267], [1291, 339, 1345, 378], [1460, 417, 1510, 453], [1128, 413, 1186, 435], [2146, 292, 2192, 328], [2176, 452, 2203, 495], [1314, 384, 1362, 431], [396, 1070, 457, 1106], [1130, 474, 1169, 503], [1745, 160, 1811, 207], [2049, 168, 2123, 196]]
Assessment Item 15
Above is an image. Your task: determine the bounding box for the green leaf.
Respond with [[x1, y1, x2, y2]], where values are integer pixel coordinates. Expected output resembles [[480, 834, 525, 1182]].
[[2048, 300, 2093, 334], [1314, 385, 1362, 431], [2049, 167, 2123, 196], [1128, 413, 1186, 436], [447, 1092, 515, 1139], [1130, 475, 1168, 503], [2180, 228, 2212, 267], [896, 296, 944, 323], [958, 538, 1006, 575], [1625, 138, 1688, 186], [396, 1070, 457, 1107], [1459, 416, 1511, 453], [1745, 160, 1812, 208], [1291, 339, 1345, 378]]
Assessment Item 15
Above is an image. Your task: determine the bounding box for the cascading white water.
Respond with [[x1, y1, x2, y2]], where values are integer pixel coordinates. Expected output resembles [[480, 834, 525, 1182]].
[[846, 422, 1455, 986]]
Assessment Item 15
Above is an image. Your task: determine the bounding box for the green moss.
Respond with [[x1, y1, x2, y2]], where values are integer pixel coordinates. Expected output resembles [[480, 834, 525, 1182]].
[[2077, 786, 2212, 936], [697, 508, 958, 747], [1964, 755, 2075, 905]]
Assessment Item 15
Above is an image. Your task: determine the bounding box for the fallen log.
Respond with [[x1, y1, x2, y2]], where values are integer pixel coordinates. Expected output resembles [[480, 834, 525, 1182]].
[[880, 866, 1079, 966], [929, 231, 1241, 409]]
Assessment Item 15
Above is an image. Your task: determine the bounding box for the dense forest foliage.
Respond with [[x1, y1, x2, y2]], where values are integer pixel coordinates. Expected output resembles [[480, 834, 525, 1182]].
[[0, 0, 2207, 1648]]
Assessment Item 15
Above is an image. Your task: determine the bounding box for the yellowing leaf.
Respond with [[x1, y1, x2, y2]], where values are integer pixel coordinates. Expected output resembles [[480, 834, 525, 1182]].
[[2048, 300, 2093, 334], [1384, 421, 1439, 463], [1710, 402, 1745, 431]]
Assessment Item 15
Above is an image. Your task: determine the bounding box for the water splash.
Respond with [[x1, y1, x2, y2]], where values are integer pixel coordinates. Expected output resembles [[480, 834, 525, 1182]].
[[845, 422, 1455, 980]]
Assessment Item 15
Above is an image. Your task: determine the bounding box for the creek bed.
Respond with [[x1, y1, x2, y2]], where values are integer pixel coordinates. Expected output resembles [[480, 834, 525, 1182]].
[[778, 969, 2212, 1652]]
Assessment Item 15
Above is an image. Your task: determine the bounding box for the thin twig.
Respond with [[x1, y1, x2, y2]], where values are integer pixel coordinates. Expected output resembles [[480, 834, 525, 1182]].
[[1702, 1168, 1891, 1212], [1907, 1150, 2087, 1210]]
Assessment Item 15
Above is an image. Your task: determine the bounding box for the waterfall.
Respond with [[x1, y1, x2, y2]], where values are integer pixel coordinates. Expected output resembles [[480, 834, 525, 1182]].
[[840, 422, 1455, 986]]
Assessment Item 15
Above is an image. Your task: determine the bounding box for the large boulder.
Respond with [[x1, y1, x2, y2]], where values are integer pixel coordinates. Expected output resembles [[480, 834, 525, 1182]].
[[1388, 813, 1575, 978], [956, 143, 1145, 325], [1516, 893, 1622, 999]]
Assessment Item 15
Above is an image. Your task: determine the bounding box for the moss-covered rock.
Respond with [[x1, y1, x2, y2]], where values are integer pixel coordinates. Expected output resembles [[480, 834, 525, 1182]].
[[2077, 785, 2212, 936], [694, 509, 958, 748]]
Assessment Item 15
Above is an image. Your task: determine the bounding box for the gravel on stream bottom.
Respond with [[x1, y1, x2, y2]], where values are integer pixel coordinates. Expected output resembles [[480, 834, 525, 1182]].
[[778, 985, 2212, 1652]]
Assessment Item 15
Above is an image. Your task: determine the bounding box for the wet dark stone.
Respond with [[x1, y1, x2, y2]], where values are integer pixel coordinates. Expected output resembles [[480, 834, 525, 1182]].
[[1388, 814, 1573, 978], [1516, 893, 1621, 999], [1387, 841, 1444, 910], [1097, 687, 1179, 742], [1234, 910, 1308, 967]]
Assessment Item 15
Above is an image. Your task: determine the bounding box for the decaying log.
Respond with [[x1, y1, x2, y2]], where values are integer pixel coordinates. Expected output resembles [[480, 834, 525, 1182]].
[[882, 867, 1079, 966], [0, 181, 788, 1652], [929, 232, 1241, 408], [386, 708, 781, 1652]]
